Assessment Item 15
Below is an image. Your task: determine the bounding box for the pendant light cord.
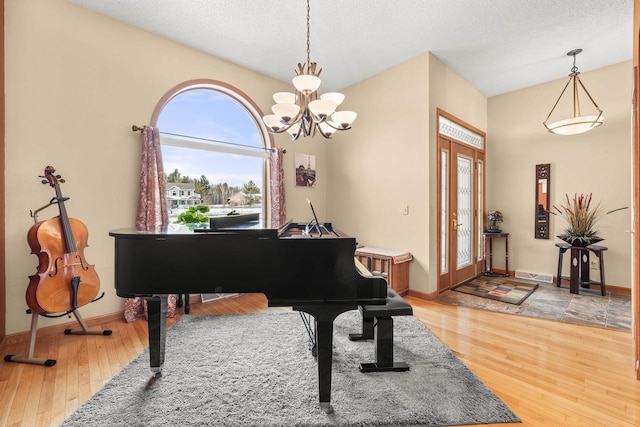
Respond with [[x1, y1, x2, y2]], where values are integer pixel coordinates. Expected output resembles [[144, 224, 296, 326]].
[[305, 0, 311, 68]]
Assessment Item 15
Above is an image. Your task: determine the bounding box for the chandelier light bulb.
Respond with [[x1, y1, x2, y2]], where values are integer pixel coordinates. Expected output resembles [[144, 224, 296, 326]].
[[286, 122, 302, 138], [308, 99, 337, 119], [272, 103, 300, 124], [320, 92, 345, 107], [318, 121, 336, 137], [273, 92, 296, 104], [545, 115, 604, 135], [330, 111, 357, 129], [262, 114, 286, 132], [293, 74, 321, 95]]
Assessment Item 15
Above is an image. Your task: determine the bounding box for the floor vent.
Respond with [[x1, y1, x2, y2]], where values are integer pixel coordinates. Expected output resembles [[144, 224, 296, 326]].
[[515, 270, 554, 283]]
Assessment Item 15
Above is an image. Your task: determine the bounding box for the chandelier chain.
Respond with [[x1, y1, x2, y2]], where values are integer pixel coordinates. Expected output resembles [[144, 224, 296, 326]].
[[568, 48, 582, 75], [305, 0, 311, 67], [571, 54, 578, 75]]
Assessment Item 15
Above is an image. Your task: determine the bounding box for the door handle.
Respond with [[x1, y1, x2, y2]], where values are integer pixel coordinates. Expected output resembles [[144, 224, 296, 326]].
[[453, 219, 462, 230]]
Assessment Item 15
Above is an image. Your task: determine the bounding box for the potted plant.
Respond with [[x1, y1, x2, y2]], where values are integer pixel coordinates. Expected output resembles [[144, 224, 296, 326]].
[[552, 193, 605, 247], [487, 210, 503, 232], [174, 205, 210, 229], [552, 193, 629, 247]]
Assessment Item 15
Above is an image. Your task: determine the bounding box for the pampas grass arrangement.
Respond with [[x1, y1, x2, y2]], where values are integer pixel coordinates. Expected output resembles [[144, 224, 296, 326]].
[[552, 193, 626, 246]]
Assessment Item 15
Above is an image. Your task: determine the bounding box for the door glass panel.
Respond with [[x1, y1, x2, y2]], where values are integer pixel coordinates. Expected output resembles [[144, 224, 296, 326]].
[[457, 155, 472, 268], [477, 160, 484, 261], [440, 150, 449, 274]]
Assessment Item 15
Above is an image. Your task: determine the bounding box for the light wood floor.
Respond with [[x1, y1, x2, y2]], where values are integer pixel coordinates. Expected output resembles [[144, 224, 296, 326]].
[[0, 294, 639, 427]]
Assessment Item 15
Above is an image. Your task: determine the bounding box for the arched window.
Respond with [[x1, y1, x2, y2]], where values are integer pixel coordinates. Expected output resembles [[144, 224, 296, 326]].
[[150, 80, 272, 224]]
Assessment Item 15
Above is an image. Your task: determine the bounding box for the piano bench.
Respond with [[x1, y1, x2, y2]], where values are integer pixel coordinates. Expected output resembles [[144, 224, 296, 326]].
[[349, 287, 413, 373]]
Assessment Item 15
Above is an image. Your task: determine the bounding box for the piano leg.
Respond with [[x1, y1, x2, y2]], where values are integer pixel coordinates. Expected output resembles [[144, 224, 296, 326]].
[[145, 295, 168, 382], [315, 318, 335, 412], [294, 304, 356, 413]]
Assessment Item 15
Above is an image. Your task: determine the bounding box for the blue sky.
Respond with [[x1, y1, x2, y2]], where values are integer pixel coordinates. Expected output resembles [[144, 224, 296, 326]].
[[157, 89, 264, 189]]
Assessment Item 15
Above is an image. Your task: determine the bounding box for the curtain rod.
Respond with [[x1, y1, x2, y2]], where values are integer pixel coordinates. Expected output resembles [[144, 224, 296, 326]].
[[131, 125, 285, 154]]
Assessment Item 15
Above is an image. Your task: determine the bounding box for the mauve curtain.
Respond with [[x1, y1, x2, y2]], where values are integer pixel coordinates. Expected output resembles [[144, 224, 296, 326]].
[[135, 126, 169, 230], [123, 125, 176, 322], [270, 147, 286, 227]]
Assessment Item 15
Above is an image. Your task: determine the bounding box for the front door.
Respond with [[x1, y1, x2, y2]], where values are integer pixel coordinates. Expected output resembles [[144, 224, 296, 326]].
[[451, 142, 480, 285], [437, 111, 486, 293]]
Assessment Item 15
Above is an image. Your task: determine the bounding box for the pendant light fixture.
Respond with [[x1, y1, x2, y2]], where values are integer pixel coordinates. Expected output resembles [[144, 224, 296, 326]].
[[262, 0, 356, 139], [543, 49, 604, 135]]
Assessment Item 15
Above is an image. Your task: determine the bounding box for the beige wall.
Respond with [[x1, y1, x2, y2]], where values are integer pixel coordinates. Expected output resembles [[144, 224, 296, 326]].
[[327, 54, 430, 292], [488, 61, 633, 287], [327, 53, 487, 295], [3, 0, 316, 334]]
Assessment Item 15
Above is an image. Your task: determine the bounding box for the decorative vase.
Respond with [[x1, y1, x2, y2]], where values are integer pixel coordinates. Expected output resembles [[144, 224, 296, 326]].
[[557, 235, 604, 247], [488, 224, 501, 233]]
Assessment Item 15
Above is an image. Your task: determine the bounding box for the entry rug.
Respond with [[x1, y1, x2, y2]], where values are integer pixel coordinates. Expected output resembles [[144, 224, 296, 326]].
[[453, 276, 539, 305], [63, 311, 520, 426]]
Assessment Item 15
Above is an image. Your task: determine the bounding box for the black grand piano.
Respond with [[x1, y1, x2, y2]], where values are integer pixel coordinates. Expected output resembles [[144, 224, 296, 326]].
[[109, 219, 387, 411]]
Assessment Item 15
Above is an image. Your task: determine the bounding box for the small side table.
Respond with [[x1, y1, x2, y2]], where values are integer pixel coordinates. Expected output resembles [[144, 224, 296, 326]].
[[555, 243, 607, 295], [482, 232, 509, 277], [355, 247, 413, 295]]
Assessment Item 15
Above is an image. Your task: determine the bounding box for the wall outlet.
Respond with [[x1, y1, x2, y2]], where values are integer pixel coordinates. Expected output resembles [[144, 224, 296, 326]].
[[402, 205, 409, 215], [590, 260, 599, 269]]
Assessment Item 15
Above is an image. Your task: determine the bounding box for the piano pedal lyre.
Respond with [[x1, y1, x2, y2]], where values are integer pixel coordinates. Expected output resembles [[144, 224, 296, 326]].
[[298, 311, 317, 357], [3, 308, 112, 367]]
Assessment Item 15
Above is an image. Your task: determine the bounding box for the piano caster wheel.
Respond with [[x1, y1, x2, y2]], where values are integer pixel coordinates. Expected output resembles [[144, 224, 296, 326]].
[[311, 345, 317, 358], [146, 371, 162, 388], [319, 402, 334, 414]]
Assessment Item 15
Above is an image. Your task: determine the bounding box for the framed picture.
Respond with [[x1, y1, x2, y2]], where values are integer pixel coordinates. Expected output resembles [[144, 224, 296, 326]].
[[295, 153, 316, 187]]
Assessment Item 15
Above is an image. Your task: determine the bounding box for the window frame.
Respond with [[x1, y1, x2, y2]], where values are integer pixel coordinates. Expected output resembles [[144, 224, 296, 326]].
[[150, 79, 275, 224]]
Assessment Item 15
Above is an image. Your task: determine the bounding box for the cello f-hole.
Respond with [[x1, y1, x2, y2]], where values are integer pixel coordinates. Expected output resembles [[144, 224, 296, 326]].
[[48, 257, 63, 278]]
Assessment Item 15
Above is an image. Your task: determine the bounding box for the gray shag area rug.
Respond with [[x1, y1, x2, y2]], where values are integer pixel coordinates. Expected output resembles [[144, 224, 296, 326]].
[[62, 311, 519, 426]]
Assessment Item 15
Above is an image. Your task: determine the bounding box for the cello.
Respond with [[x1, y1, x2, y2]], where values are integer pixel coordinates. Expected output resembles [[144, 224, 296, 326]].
[[25, 166, 101, 315]]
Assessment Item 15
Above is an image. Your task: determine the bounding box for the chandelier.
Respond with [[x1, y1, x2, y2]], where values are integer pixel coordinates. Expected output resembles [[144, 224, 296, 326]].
[[543, 49, 604, 136], [262, 0, 356, 139]]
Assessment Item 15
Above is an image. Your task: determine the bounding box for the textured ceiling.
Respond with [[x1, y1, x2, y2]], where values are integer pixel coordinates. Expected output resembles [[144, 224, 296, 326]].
[[67, 0, 633, 97]]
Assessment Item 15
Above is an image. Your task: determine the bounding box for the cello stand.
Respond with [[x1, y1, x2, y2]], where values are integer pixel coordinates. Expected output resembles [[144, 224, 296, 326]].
[[65, 309, 113, 336], [4, 195, 112, 367], [4, 308, 112, 367]]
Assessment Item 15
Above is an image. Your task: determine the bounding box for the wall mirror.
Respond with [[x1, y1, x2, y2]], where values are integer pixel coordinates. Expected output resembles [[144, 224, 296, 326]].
[[535, 164, 551, 239]]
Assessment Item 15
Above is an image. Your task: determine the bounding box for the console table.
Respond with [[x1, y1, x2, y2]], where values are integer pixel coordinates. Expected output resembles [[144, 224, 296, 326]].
[[482, 232, 509, 277], [355, 247, 412, 295]]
